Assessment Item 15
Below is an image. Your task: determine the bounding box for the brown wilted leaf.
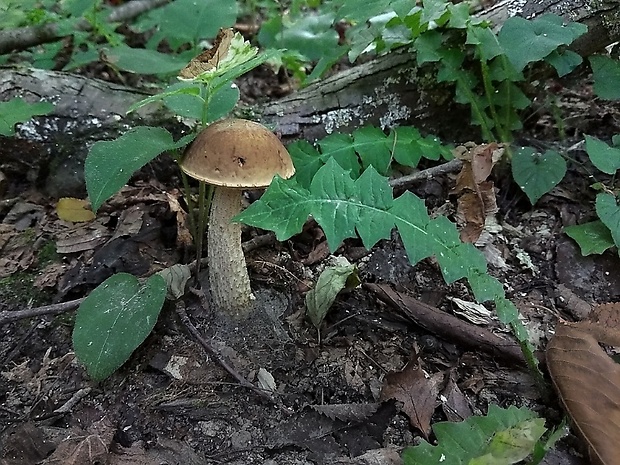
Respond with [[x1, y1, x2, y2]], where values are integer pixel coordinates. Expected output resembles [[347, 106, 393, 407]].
[[547, 304, 620, 465], [380, 355, 443, 439], [452, 143, 503, 243]]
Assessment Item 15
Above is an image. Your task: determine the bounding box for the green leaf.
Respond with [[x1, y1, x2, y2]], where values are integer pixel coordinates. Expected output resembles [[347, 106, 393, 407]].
[[544, 49, 583, 77], [306, 257, 357, 329], [498, 14, 587, 72], [564, 221, 615, 255], [0, 97, 54, 136], [414, 30, 444, 64], [470, 418, 547, 465], [289, 140, 325, 189], [402, 405, 544, 465], [258, 13, 339, 62], [584, 135, 620, 174], [590, 55, 620, 100], [511, 147, 566, 204], [318, 133, 362, 177], [596, 192, 620, 249], [101, 45, 187, 75], [73, 273, 166, 381], [138, 0, 237, 50], [85, 127, 188, 212], [162, 82, 239, 122]]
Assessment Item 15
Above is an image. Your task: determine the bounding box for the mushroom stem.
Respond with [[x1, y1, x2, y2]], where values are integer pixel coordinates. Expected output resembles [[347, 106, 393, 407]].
[[208, 187, 253, 317]]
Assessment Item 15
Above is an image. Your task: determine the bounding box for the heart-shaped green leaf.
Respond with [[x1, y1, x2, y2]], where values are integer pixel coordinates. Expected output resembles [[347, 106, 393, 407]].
[[73, 273, 166, 381], [585, 135, 620, 175], [512, 147, 566, 204], [564, 221, 615, 256]]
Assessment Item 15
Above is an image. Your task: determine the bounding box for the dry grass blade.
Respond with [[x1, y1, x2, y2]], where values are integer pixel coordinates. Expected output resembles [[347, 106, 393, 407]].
[[547, 321, 620, 465]]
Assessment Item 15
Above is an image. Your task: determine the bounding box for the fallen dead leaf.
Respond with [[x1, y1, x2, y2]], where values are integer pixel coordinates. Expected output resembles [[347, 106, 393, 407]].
[[380, 354, 443, 439], [547, 302, 620, 465], [56, 197, 96, 223], [452, 143, 502, 243]]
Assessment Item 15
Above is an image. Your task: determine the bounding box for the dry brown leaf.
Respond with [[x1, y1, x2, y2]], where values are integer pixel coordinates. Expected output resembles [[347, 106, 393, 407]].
[[42, 417, 114, 464], [452, 143, 502, 243], [547, 317, 620, 465], [379, 356, 443, 439]]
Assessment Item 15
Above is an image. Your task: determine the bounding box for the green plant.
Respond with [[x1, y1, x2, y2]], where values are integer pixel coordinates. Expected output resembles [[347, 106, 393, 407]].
[[75, 31, 277, 379], [402, 405, 548, 465]]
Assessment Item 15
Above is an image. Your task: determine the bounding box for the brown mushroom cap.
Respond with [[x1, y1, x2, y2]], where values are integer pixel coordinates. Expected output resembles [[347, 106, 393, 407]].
[[180, 119, 295, 188]]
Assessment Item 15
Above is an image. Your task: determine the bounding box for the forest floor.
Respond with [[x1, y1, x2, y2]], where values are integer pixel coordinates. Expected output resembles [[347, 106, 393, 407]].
[[1, 44, 619, 465]]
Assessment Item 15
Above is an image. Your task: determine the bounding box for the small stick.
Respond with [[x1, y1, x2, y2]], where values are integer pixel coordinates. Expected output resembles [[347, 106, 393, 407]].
[[389, 159, 463, 190], [0, 297, 84, 325]]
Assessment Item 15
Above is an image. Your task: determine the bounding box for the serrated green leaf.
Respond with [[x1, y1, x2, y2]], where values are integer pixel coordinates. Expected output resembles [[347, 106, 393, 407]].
[[596, 192, 620, 249], [590, 55, 620, 100], [585, 135, 620, 174], [73, 273, 166, 381], [352, 126, 393, 174], [414, 30, 444, 65], [466, 24, 502, 62], [511, 147, 566, 204], [289, 141, 324, 189], [85, 127, 186, 212], [306, 258, 357, 329], [0, 97, 54, 136], [564, 221, 615, 256], [402, 405, 542, 465], [498, 14, 586, 72], [319, 133, 362, 177]]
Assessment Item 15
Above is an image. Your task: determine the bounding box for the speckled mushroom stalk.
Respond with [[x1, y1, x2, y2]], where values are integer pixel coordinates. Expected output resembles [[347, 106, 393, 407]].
[[207, 187, 253, 315], [179, 118, 295, 318]]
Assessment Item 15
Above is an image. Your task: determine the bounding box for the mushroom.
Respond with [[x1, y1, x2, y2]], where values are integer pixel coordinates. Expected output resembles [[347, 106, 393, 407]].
[[179, 119, 295, 316]]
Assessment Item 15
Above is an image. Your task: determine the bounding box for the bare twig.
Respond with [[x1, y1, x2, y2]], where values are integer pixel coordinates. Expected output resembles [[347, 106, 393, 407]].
[[389, 158, 463, 190], [0, 0, 169, 55], [0, 297, 84, 325]]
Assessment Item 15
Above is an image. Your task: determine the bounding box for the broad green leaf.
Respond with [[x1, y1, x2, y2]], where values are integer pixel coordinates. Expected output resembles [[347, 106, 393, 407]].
[[0, 98, 54, 136], [590, 55, 620, 100], [163, 82, 239, 122], [511, 147, 566, 204], [402, 405, 543, 465], [498, 14, 587, 72], [585, 135, 620, 174], [85, 127, 190, 212], [101, 45, 187, 75], [138, 0, 237, 50], [564, 221, 615, 255], [545, 49, 583, 77], [596, 192, 620, 249], [73, 273, 166, 381], [260, 13, 338, 62], [306, 257, 358, 329], [470, 418, 547, 465]]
